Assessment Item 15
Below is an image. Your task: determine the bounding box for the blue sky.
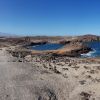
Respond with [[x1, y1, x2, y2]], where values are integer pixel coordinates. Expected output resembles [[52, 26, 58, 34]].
[[0, 0, 100, 36]]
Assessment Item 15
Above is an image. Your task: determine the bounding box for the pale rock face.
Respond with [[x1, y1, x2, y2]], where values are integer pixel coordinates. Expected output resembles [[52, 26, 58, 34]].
[[24, 55, 32, 62]]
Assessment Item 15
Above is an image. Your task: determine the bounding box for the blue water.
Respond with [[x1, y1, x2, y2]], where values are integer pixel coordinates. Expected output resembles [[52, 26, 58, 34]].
[[31, 43, 64, 51], [81, 41, 100, 57]]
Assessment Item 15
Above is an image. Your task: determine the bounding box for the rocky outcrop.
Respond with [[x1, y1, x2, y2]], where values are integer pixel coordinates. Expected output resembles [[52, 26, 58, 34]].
[[51, 42, 92, 57], [27, 41, 48, 46], [59, 40, 71, 45], [73, 34, 100, 42], [8, 48, 31, 58]]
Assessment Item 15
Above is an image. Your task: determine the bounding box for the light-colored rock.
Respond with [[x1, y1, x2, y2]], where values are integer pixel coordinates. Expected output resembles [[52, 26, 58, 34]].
[[24, 55, 32, 62]]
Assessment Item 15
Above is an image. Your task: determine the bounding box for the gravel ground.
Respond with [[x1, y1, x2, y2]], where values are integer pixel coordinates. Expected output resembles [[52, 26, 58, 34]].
[[0, 48, 70, 100]]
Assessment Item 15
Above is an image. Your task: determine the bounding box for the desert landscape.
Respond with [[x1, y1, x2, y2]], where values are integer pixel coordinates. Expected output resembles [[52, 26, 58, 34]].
[[0, 34, 100, 100], [1, 0, 100, 99]]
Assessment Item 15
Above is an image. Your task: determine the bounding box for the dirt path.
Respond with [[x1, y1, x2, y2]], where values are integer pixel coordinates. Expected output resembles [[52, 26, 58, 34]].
[[0, 48, 70, 100]]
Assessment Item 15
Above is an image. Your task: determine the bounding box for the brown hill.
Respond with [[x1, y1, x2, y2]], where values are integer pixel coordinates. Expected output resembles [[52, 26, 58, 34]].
[[74, 34, 100, 42]]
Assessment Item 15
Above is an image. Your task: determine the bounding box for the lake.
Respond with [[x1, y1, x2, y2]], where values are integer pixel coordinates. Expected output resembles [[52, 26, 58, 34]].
[[31, 43, 64, 51], [81, 41, 100, 57]]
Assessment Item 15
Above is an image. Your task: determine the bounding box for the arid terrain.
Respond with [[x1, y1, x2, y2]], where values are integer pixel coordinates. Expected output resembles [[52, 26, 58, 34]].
[[0, 35, 100, 100]]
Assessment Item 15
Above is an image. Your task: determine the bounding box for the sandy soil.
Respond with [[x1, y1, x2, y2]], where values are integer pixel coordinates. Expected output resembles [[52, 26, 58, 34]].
[[0, 47, 100, 100], [0, 48, 70, 100], [28, 55, 100, 100]]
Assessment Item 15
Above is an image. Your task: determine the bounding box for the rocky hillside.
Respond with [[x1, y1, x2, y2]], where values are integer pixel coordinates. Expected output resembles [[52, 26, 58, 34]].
[[74, 34, 100, 42]]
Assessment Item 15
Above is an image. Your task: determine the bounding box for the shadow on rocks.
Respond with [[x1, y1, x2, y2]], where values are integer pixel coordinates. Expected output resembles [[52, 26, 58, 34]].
[[35, 87, 58, 100]]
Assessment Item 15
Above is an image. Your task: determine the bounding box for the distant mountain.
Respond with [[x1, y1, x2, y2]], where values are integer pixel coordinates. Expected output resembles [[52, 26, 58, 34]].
[[0, 32, 17, 37]]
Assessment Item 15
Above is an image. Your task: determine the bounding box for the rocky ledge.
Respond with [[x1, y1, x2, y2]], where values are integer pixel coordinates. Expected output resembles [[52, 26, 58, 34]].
[[51, 42, 92, 57]]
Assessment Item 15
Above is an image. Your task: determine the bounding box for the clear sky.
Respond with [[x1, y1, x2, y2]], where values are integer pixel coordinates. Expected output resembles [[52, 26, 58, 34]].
[[0, 0, 100, 36]]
